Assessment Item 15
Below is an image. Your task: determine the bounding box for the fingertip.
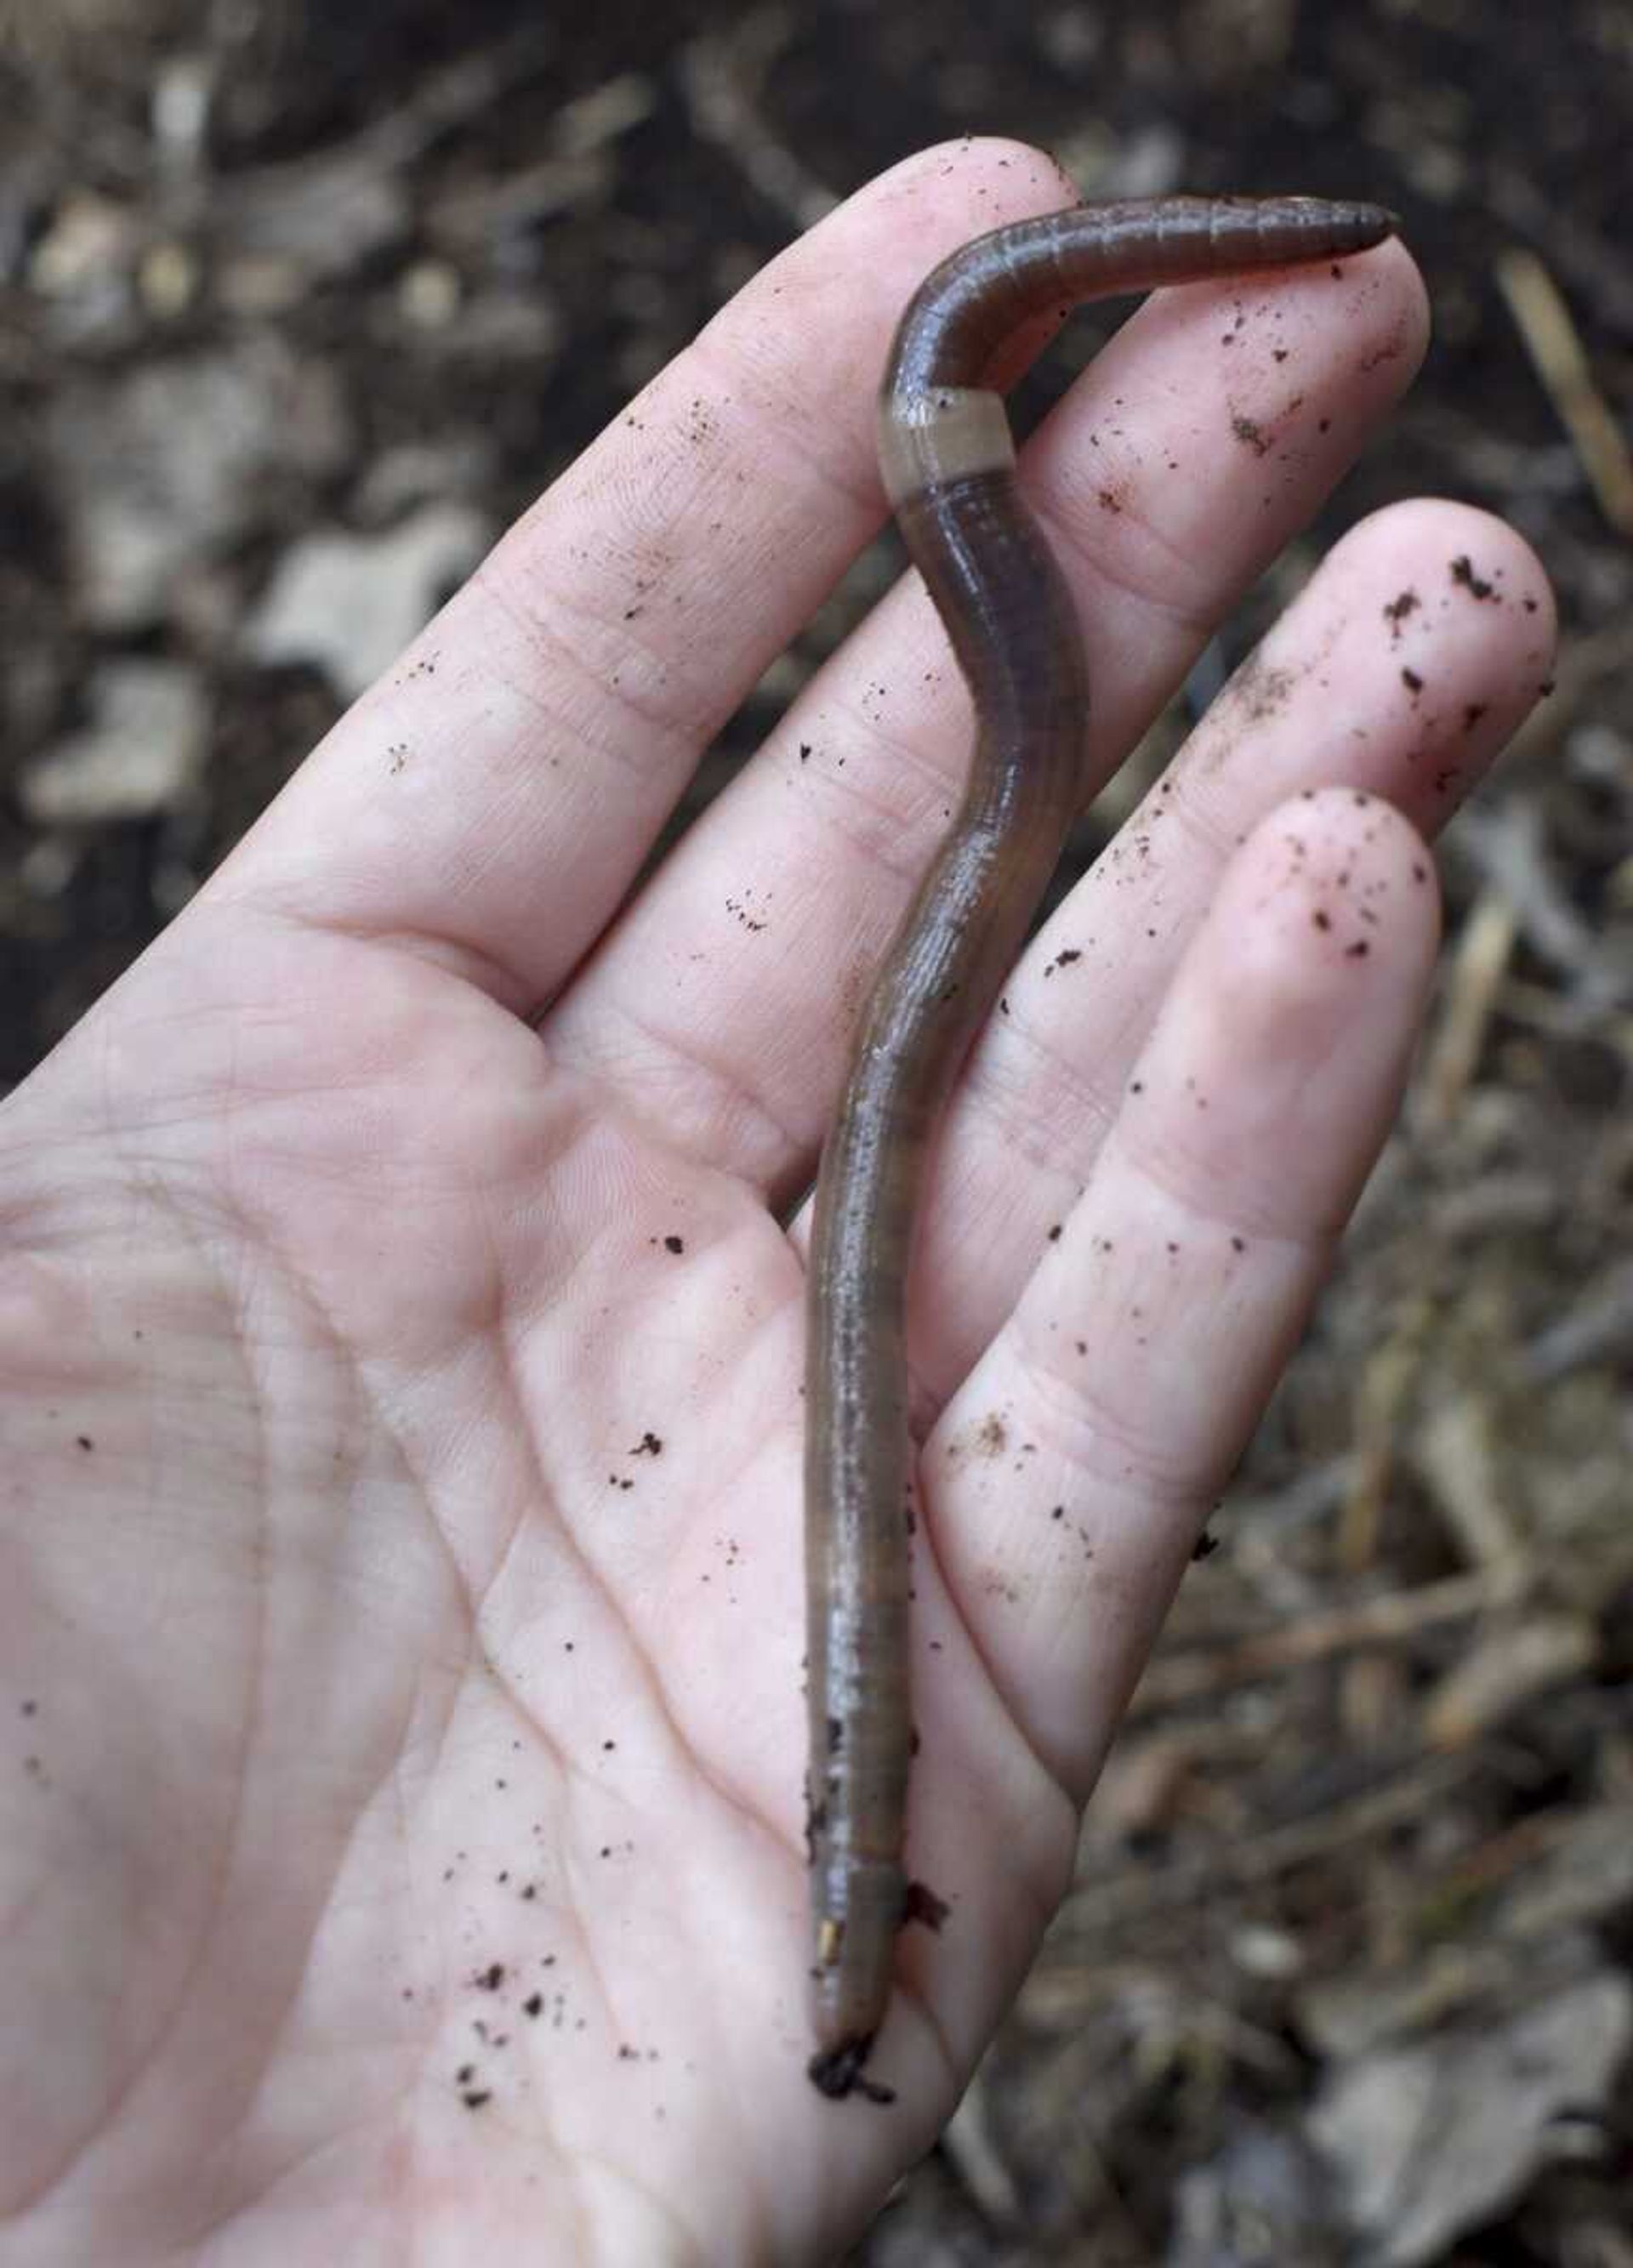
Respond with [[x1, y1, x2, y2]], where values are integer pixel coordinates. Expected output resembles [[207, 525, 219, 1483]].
[[1187, 497, 1558, 842], [849, 136, 1079, 263], [1329, 495, 1556, 628], [881, 134, 1074, 199], [1317, 497, 1559, 786], [1238, 785, 1442, 991], [1149, 781, 1443, 1211], [1355, 230, 1431, 391]]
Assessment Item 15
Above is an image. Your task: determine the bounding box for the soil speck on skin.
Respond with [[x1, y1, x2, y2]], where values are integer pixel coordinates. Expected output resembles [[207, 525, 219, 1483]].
[[1450, 554, 1499, 600], [904, 1879, 951, 1931], [1227, 653, 1297, 726]]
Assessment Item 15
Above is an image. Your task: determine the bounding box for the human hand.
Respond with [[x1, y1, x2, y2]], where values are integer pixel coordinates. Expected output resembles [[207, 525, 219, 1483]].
[[0, 141, 1552, 2265]]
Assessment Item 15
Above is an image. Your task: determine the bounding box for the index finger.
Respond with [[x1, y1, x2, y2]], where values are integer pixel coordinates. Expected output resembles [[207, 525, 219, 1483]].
[[201, 142, 1088, 1003]]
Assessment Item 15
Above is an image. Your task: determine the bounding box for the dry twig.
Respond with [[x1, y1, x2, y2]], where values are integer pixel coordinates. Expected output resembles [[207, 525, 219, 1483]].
[[1496, 245, 1633, 537]]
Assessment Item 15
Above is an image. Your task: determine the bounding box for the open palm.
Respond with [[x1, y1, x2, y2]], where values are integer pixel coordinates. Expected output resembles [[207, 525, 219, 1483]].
[[2, 142, 1552, 2266]]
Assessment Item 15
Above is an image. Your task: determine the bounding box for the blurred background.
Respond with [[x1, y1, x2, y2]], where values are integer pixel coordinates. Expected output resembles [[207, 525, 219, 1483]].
[[3, 3, 1630, 2260]]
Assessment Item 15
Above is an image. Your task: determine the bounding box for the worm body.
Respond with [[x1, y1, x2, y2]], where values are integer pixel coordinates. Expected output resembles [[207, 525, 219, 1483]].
[[804, 196, 1397, 2101]]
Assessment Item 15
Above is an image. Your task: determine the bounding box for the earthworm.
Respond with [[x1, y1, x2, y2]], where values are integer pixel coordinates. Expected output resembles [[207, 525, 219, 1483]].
[[803, 194, 1397, 2102]]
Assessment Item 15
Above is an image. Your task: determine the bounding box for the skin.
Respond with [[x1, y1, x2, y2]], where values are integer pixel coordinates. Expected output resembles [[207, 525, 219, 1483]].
[[805, 195, 1398, 2102], [0, 141, 1552, 2267]]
